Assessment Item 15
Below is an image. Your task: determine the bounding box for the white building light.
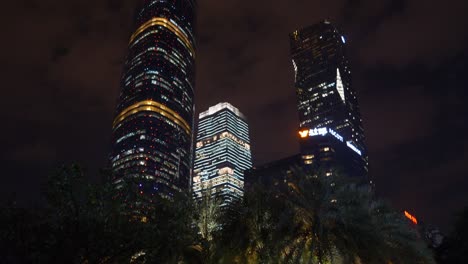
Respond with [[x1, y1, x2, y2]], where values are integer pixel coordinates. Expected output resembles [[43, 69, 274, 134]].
[[346, 141, 362, 156]]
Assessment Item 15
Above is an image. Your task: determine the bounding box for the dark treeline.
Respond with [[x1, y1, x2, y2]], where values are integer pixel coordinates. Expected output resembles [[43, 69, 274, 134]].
[[434, 207, 468, 264], [2, 164, 464, 263]]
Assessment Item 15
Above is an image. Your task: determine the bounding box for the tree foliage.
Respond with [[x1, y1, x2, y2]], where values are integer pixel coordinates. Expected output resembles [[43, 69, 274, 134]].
[[213, 167, 435, 264], [0, 164, 436, 264], [0, 165, 199, 263]]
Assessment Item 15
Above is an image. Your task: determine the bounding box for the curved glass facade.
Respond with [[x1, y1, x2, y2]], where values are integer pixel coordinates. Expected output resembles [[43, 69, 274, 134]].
[[110, 0, 196, 198]]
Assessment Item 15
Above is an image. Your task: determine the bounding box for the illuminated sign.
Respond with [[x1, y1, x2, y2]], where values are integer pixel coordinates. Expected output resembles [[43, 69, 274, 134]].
[[299, 127, 327, 137], [346, 141, 362, 156], [299, 130, 309, 138], [311, 127, 328, 136], [299, 127, 363, 156], [329, 129, 343, 142], [404, 211, 418, 225], [299, 127, 343, 142]]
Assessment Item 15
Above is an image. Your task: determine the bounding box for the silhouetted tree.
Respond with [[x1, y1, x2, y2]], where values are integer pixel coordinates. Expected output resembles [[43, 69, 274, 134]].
[[215, 167, 435, 264], [436, 207, 468, 264], [0, 164, 200, 263], [0, 164, 436, 264]]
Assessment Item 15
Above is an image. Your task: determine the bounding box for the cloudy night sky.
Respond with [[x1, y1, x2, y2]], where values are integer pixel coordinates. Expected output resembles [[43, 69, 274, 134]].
[[1, 0, 467, 230]]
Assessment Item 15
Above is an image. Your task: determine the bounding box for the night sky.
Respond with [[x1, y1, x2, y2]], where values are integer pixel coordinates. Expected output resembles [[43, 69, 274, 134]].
[[1, 0, 467, 231]]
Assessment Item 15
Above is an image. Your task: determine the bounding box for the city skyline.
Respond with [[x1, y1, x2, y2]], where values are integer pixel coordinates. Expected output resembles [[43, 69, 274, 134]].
[[1, 0, 467, 231]]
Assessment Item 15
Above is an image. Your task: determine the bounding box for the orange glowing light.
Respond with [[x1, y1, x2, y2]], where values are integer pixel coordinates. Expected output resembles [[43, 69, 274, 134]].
[[112, 100, 191, 135], [299, 130, 309, 138], [129, 17, 195, 58], [404, 211, 418, 224]]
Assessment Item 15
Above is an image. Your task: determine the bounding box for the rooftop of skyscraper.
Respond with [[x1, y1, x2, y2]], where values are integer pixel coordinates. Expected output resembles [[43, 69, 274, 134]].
[[199, 102, 246, 120]]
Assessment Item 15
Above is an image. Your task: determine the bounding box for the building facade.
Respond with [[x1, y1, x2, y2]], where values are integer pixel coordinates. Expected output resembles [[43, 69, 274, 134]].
[[192, 103, 252, 207], [246, 128, 367, 191], [109, 0, 196, 198], [298, 127, 368, 178], [290, 20, 368, 177], [244, 154, 303, 190], [246, 21, 371, 188]]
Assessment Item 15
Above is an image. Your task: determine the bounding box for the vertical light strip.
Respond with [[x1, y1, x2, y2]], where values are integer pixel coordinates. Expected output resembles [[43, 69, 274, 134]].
[[336, 68, 345, 103]]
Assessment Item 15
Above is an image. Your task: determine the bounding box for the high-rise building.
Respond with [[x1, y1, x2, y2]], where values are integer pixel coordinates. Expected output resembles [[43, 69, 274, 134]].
[[109, 0, 196, 198], [192, 103, 252, 207], [245, 128, 368, 190], [290, 20, 368, 176], [298, 127, 368, 178]]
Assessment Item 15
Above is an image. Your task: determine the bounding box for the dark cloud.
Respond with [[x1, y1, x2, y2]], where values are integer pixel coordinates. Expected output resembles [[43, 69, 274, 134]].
[[11, 141, 57, 162], [1, 0, 467, 230], [354, 0, 468, 66]]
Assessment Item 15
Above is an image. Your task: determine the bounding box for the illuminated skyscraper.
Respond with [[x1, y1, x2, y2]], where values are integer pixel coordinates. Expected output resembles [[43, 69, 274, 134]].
[[290, 21, 368, 176], [109, 0, 196, 198], [192, 103, 252, 207]]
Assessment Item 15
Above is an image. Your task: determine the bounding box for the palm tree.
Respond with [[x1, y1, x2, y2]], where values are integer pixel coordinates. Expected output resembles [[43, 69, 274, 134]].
[[1, 164, 435, 263], [215, 183, 283, 263], [277, 166, 435, 264], [274, 167, 350, 263], [223, 166, 435, 264]]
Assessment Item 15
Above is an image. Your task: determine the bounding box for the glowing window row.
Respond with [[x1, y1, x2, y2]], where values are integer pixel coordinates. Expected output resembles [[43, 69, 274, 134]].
[[128, 46, 189, 75], [113, 111, 188, 140], [113, 100, 191, 135], [196, 131, 250, 150]]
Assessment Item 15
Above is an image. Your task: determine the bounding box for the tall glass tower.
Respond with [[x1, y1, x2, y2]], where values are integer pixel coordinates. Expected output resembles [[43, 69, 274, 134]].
[[192, 103, 252, 207], [109, 0, 196, 198], [290, 21, 368, 175]]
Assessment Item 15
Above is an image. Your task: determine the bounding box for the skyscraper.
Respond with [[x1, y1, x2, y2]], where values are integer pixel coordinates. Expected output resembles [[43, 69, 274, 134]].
[[109, 0, 196, 198], [290, 20, 368, 176], [192, 103, 252, 207]]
